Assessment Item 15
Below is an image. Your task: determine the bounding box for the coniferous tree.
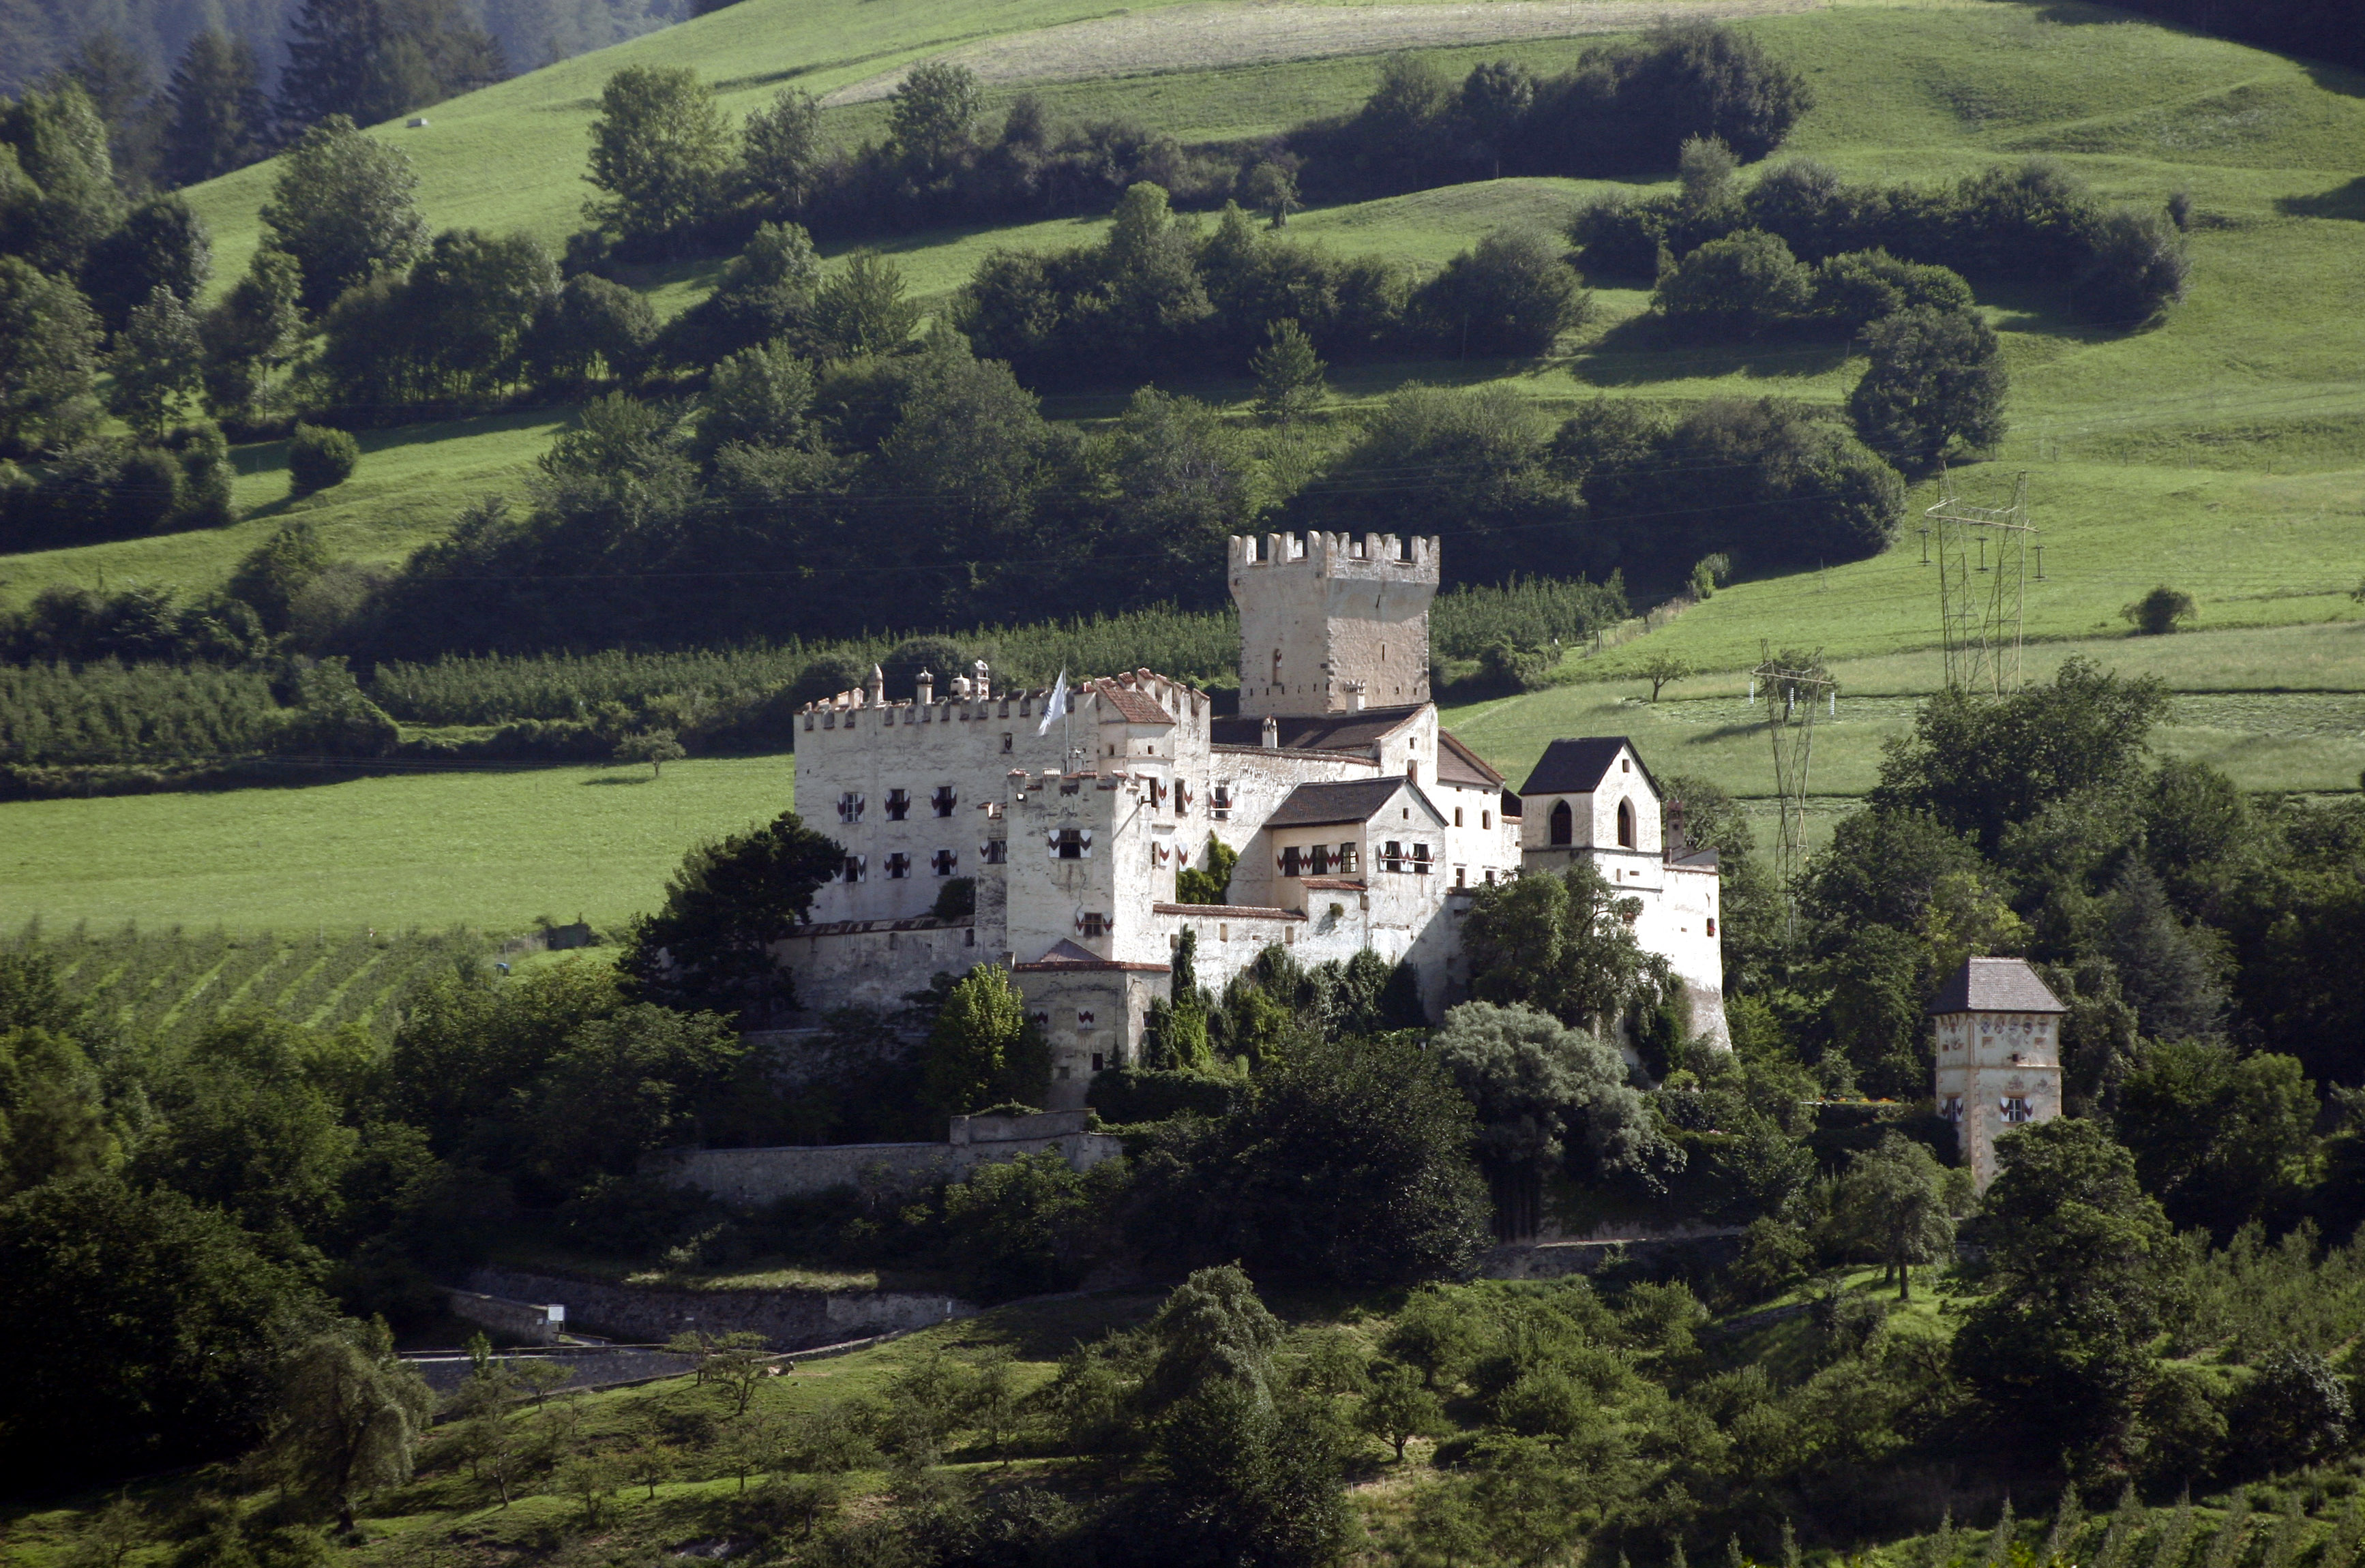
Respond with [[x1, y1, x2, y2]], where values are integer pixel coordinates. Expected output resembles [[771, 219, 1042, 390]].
[[162, 30, 271, 187], [56, 28, 162, 190], [278, 0, 506, 135]]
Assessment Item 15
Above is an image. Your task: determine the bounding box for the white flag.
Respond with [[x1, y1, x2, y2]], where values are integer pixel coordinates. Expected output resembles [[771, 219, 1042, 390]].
[[1036, 669, 1068, 736]]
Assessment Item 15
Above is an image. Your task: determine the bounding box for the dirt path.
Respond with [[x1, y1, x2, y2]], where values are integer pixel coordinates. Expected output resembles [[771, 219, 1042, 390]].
[[819, 0, 1828, 108]]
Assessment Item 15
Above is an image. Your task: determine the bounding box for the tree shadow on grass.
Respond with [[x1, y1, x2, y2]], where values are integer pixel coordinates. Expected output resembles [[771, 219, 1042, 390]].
[[2278, 177, 2365, 222], [582, 773, 652, 786], [1570, 314, 1854, 388]]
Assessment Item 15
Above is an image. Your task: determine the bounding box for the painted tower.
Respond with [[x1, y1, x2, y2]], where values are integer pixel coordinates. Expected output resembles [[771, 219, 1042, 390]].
[[1931, 956, 2068, 1191], [1229, 532, 1440, 718]]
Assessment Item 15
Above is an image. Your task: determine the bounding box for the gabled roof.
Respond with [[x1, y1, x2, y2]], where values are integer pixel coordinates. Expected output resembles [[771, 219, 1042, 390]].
[[1088, 679, 1173, 726], [1210, 704, 1426, 754], [1929, 957, 2067, 1016], [1265, 777, 1444, 830], [1517, 737, 1657, 799], [1014, 938, 1170, 974], [1435, 729, 1505, 789]]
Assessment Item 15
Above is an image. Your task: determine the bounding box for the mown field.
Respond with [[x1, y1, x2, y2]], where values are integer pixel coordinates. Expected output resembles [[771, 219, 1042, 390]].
[[0, 757, 794, 934]]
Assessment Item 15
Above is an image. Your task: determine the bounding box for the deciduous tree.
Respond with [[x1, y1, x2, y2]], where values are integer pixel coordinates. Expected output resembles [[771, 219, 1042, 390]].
[[259, 116, 426, 312]]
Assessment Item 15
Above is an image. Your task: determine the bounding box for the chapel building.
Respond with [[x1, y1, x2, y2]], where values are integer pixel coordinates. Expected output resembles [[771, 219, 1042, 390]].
[[776, 532, 1729, 1104]]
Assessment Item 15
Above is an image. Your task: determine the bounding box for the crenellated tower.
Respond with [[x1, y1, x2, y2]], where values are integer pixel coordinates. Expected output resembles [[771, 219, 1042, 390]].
[[1228, 532, 1440, 719]]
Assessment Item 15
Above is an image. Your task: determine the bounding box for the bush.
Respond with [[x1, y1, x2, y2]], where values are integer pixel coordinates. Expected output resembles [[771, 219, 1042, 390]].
[[2075, 207, 2190, 325], [2123, 586, 2197, 635], [1654, 228, 1812, 336], [287, 423, 359, 494], [1416, 230, 1590, 355], [1087, 1068, 1241, 1124]]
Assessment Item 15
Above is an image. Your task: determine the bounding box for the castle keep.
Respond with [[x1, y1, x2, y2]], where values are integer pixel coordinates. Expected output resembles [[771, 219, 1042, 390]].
[[779, 533, 1729, 1104]]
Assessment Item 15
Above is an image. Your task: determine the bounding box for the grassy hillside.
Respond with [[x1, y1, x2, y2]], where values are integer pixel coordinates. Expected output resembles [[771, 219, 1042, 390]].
[[12, 1, 2351, 637]]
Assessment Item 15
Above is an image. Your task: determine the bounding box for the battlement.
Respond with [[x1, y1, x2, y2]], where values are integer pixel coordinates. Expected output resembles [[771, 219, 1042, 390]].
[[1228, 532, 1442, 580], [801, 669, 1205, 738]]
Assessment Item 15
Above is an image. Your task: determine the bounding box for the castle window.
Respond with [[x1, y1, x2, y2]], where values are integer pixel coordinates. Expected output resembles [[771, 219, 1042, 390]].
[[1482, 811, 1491, 830], [1454, 807, 1464, 827], [1054, 828, 1088, 860], [842, 855, 865, 883], [1270, 650, 1282, 687], [1412, 843, 1431, 874], [1621, 758, 1630, 772], [838, 792, 865, 824], [965, 928, 975, 946], [932, 849, 957, 876], [932, 785, 957, 817], [1706, 918, 1717, 936], [1082, 913, 1106, 937], [1077, 1010, 1095, 1025], [1549, 800, 1573, 846], [1032, 1012, 1050, 1027], [1309, 845, 1332, 875], [2000, 1096, 2034, 1124], [1337, 842, 1358, 874], [982, 839, 1007, 864], [886, 789, 910, 821], [1383, 841, 1404, 872], [1092, 1053, 1104, 1072], [1455, 866, 1466, 888], [1484, 869, 1496, 885], [1213, 784, 1232, 819], [1942, 1094, 1963, 1122], [1002, 733, 1013, 753], [1617, 799, 1636, 849], [1280, 846, 1303, 877], [884, 852, 910, 879]]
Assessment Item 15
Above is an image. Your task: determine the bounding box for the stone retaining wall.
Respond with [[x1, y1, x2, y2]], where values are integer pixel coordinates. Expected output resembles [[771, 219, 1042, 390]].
[[651, 1110, 1124, 1207], [466, 1267, 977, 1351], [445, 1287, 564, 1344]]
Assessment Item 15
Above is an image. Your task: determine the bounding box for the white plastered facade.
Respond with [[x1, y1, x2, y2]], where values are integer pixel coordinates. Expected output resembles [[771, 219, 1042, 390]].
[[774, 533, 1728, 1102]]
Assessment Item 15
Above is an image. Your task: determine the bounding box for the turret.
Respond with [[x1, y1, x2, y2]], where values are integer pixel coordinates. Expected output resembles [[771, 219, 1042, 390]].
[[1228, 532, 1440, 718]]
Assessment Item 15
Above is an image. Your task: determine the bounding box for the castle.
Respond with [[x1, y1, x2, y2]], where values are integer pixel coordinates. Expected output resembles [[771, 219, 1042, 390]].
[[777, 532, 1727, 1104]]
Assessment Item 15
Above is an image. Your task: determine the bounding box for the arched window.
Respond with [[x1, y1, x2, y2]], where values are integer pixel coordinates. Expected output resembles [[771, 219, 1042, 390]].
[[1549, 800, 1573, 847], [1270, 650, 1282, 687], [1617, 798, 1636, 849]]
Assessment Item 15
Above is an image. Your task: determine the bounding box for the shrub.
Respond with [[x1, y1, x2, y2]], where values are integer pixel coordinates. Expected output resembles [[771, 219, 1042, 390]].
[[1417, 230, 1590, 356], [286, 423, 359, 494], [2075, 207, 2190, 325], [1087, 1068, 1240, 1124], [2123, 586, 2197, 635], [1654, 228, 1812, 336], [1811, 249, 1973, 332]]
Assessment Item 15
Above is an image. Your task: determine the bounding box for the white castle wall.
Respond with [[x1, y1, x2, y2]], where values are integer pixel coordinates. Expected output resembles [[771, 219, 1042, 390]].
[[1935, 1008, 2062, 1190]]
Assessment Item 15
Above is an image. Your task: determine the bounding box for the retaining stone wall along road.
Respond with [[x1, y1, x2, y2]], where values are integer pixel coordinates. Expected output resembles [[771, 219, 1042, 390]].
[[466, 1267, 979, 1350], [1481, 1231, 1744, 1280], [445, 1287, 563, 1344]]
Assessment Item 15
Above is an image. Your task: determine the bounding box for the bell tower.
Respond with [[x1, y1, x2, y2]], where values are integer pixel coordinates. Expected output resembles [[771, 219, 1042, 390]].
[[1228, 532, 1440, 719]]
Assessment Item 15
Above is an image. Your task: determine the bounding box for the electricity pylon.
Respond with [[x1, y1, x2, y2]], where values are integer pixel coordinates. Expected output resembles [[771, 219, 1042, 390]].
[[1749, 643, 1835, 936], [1925, 469, 2035, 695]]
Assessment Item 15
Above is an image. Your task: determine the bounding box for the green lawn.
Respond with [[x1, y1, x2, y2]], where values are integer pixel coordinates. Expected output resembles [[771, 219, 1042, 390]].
[[0, 757, 794, 934]]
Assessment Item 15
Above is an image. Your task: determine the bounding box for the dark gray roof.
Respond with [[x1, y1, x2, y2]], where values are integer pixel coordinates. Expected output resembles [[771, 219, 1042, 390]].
[[1929, 957, 2067, 1015], [1264, 777, 1440, 830], [1518, 737, 1656, 798], [1210, 704, 1425, 754], [1436, 729, 1505, 789]]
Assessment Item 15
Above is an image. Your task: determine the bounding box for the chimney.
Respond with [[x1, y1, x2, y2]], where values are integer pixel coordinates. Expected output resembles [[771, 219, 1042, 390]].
[[915, 667, 934, 704], [865, 663, 885, 707], [1261, 715, 1279, 749], [973, 659, 992, 701]]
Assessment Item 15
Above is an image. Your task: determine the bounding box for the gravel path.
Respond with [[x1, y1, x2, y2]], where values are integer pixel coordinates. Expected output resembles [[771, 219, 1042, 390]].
[[820, 0, 1828, 107]]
